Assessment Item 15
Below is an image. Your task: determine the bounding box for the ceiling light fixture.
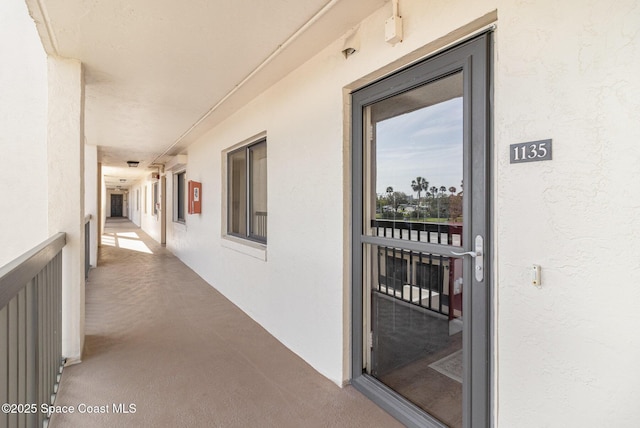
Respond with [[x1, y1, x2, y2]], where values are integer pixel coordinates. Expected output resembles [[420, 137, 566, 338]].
[[127, 161, 139, 167]]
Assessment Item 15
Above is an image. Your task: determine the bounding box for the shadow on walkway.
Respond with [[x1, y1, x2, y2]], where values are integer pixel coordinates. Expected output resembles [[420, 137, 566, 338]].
[[51, 218, 401, 427]]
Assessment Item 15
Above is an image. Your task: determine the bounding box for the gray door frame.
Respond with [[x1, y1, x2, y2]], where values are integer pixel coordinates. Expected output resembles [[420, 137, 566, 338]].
[[350, 32, 492, 428]]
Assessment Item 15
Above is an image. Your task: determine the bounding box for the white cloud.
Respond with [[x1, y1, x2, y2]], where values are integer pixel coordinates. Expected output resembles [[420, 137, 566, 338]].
[[373, 97, 463, 196]]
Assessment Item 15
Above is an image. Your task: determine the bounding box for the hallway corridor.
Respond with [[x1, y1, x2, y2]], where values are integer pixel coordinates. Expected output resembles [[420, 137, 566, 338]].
[[50, 219, 400, 427]]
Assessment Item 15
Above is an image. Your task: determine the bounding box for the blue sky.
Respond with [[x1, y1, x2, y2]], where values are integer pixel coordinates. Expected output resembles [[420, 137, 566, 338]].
[[375, 97, 463, 197]]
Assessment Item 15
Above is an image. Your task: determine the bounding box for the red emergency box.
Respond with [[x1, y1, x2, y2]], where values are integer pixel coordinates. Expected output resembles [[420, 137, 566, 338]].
[[188, 181, 202, 214]]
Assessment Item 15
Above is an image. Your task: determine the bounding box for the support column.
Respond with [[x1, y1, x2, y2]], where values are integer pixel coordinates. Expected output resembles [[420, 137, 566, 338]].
[[47, 56, 85, 363]]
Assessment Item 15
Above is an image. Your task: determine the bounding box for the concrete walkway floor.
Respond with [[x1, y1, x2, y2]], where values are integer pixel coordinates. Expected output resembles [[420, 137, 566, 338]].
[[50, 218, 402, 428]]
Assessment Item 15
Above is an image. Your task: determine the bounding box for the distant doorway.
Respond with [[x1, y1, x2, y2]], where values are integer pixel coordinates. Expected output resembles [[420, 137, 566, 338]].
[[111, 194, 123, 217]]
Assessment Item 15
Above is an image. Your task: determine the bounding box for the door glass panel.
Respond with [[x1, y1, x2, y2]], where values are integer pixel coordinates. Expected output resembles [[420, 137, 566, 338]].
[[366, 244, 463, 427], [363, 72, 464, 427], [363, 72, 464, 248]]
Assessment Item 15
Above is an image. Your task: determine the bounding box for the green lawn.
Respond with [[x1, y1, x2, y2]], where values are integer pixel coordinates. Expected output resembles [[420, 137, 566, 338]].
[[375, 214, 455, 223]]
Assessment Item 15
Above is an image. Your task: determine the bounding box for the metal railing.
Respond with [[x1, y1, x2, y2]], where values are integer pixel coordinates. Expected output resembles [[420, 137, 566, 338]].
[[253, 211, 267, 241], [374, 246, 462, 320], [371, 219, 463, 246], [0, 233, 66, 428], [370, 219, 463, 320]]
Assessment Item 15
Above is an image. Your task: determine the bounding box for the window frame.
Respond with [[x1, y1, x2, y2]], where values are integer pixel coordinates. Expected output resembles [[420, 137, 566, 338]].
[[152, 181, 159, 216], [226, 137, 267, 244], [173, 170, 186, 224]]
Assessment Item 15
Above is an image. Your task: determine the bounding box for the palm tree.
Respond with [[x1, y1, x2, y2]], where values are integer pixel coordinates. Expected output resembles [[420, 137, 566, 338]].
[[411, 177, 429, 221], [439, 185, 447, 194], [411, 177, 428, 202], [430, 186, 440, 219], [385, 186, 394, 212], [449, 186, 462, 220]]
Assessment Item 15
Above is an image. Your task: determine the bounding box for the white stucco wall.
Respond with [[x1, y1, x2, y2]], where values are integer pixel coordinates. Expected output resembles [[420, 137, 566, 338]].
[[48, 56, 85, 362], [128, 185, 142, 226], [152, 0, 640, 426], [129, 180, 151, 229], [165, 0, 498, 387], [130, 182, 144, 228], [0, 0, 49, 266], [136, 177, 163, 242], [494, 1, 640, 426]]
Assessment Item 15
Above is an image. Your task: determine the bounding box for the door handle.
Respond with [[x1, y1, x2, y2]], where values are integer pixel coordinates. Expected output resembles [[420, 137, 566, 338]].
[[451, 250, 478, 257], [450, 235, 484, 282]]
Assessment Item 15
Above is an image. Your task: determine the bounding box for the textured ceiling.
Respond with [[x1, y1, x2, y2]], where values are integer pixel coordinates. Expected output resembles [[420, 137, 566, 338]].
[[28, 0, 388, 188]]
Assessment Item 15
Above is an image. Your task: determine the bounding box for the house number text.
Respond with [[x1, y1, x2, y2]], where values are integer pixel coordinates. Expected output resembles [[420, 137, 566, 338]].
[[510, 139, 552, 164]]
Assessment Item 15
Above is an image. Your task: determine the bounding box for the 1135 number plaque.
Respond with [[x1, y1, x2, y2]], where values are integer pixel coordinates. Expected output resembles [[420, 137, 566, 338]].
[[510, 139, 552, 163]]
